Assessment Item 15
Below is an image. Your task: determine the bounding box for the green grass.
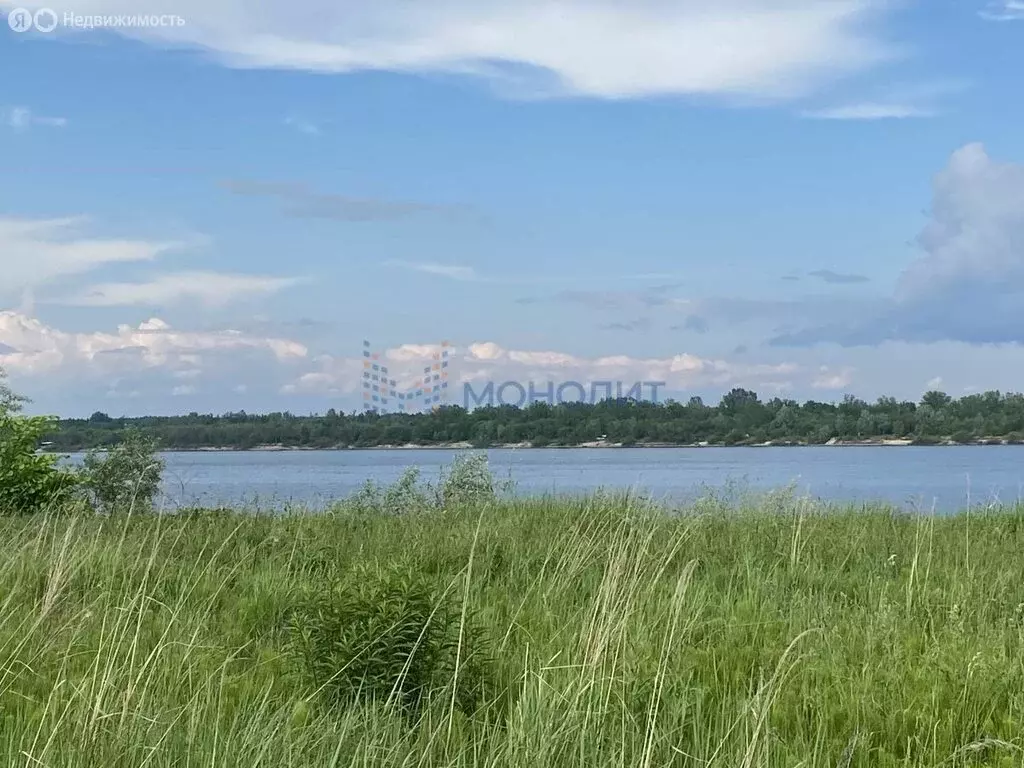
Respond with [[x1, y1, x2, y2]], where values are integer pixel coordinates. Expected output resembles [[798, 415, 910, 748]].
[[2, 494, 1024, 766]]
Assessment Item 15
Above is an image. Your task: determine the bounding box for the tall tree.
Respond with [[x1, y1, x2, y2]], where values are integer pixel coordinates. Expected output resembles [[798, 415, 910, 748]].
[[0, 367, 27, 416]]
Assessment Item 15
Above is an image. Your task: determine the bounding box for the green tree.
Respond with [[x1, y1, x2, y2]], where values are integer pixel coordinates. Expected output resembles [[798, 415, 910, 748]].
[[0, 369, 78, 515], [921, 390, 952, 410], [0, 368, 26, 415]]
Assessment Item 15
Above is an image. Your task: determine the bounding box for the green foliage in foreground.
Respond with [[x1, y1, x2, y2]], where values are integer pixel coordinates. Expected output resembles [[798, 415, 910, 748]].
[[1, 369, 166, 515], [0, 413, 163, 517], [2, 494, 1024, 767], [0, 412, 77, 514], [81, 429, 166, 514], [0, 369, 78, 515], [48, 388, 1024, 450]]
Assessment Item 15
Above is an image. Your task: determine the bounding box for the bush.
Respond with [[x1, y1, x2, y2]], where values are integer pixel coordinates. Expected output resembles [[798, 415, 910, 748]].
[[347, 467, 432, 516], [0, 413, 78, 515], [436, 453, 495, 508], [81, 429, 165, 513], [0, 368, 26, 415], [288, 567, 493, 717], [344, 456, 503, 515], [0, 371, 78, 515]]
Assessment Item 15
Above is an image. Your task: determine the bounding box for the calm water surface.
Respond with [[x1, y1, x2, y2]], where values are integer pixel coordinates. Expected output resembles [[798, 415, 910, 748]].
[[68, 446, 1024, 512]]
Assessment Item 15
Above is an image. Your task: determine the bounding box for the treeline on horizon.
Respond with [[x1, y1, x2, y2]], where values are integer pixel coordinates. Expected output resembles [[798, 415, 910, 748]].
[[44, 388, 1024, 451]]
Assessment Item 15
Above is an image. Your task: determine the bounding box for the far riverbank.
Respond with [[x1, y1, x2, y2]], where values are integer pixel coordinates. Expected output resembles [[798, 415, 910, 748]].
[[52, 436, 1024, 453]]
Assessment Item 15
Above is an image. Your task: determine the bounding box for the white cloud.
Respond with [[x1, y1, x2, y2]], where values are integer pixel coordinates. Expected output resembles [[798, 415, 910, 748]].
[[980, 0, 1024, 20], [282, 371, 346, 396], [60, 271, 303, 307], [4, 106, 67, 130], [812, 366, 854, 390], [899, 143, 1024, 298], [801, 80, 967, 120], [0, 0, 899, 100], [286, 340, 810, 400], [0, 216, 181, 300], [773, 143, 1024, 347], [0, 217, 297, 310], [0, 311, 308, 376], [387, 261, 480, 281], [802, 102, 932, 120]]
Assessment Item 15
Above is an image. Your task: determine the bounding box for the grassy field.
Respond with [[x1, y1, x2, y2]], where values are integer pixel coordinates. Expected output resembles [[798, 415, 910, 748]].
[[2, 491, 1024, 767]]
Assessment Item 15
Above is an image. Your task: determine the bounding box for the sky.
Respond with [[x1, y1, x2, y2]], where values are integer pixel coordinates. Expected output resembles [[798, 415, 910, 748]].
[[2, 0, 1024, 417]]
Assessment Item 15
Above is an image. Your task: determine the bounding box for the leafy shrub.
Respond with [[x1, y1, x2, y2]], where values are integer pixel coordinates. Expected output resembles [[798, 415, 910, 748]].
[[345, 456, 501, 514], [0, 371, 78, 515], [288, 567, 493, 717], [0, 368, 26, 415], [383, 466, 430, 510], [436, 453, 495, 508], [0, 413, 78, 515], [81, 429, 165, 513], [347, 467, 432, 515]]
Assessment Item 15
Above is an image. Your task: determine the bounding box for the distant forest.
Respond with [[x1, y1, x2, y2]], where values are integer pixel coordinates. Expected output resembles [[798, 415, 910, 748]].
[[45, 389, 1024, 451]]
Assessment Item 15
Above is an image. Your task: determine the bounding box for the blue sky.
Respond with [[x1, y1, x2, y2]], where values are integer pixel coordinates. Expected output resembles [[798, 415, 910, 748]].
[[2, 0, 1024, 416]]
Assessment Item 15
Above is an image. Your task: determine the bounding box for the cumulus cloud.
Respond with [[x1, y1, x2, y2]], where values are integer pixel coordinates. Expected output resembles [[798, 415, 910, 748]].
[[773, 143, 1024, 346], [59, 271, 303, 307], [0, 311, 307, 377], [2, 312, 891, 413], [0, 216, 182, 300], [285, 340, 822, 402], [0, 1, 898, 101]]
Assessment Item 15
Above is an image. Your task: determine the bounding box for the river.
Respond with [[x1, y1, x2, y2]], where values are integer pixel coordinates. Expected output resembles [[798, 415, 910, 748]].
[[64, 446, 1024, 512]]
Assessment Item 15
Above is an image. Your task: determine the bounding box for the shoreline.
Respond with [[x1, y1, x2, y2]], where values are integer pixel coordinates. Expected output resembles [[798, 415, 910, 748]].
[[51, 437, 1024, 453]]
